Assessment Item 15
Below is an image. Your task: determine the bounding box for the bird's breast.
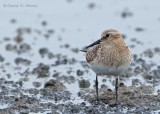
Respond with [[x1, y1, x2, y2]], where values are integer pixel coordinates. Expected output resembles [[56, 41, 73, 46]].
[[87, 46, 132, 76], [89, 63, 130, 76]]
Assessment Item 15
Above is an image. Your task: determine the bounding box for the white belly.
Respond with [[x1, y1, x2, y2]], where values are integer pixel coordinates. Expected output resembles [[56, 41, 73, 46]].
[[89, 64, 130, 76]]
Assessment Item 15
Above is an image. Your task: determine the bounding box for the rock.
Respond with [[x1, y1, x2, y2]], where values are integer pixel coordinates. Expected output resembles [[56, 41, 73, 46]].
[[132, 79, 141, 86], [143, 49, 154, 58], [135, 27, 145, 32], [101, 84, 108, 89], [121, 8, 133, 18], [52, 72, 60, 77], [14, 34, 23, 43], [15, 57, 31, 66], [42, 21, 47, 26], [102, 79, 106, 82], [0, 77, 6, 84], [71, 48, 79, 53], [33, 82, 42, 88], [32, 63, 50, 78], [154, 47, 160, 53], [134, 66, 143, 74], [79, 79, 90, 88], [47, 29, 54, 34], [39, 48, 49, 58], [0, 54, 5, 62], [19, 43, 31, 52], [88, 3, 96, 9], [44, 79, 65, 91], [5, 44, 17, 51], [10, 19, 17, 23], [16, 27, 31, 35], [3, 37, 11, 41], [76, 69, 84, 76], [48, 52, 54, 59], [61, 44, 70, 48]]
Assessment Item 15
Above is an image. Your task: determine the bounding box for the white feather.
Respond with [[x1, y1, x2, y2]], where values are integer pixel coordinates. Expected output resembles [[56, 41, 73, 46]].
[[89, 63, 130, 76]]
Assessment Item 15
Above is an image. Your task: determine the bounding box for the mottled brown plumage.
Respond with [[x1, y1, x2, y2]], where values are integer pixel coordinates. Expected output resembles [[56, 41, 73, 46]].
[[81, 29, 132, 101], [86, 44, 100, 63], [86, 29, 132, 76]]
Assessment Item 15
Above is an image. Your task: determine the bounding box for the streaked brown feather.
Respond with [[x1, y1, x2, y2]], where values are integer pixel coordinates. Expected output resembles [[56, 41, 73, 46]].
[[86, 45, 100, 63], [87, 37, 132, 68]]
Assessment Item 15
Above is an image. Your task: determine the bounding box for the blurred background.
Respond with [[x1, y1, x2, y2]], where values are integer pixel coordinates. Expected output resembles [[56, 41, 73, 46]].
[[0, 0, 160, 113]]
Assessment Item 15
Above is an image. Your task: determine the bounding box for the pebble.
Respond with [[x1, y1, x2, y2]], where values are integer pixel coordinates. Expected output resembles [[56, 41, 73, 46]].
[[121, 8, 133, 18], [135, 27, 145, 32], [10, 19, 17, 23], [16, 27, 31, 35], [44, 79, 66, 91], [132, 79, 141, 86], [79, 79, 90, 88], [143, 49, 154, 58], [0, 77, 6, 84], [3, 37, 11, 41], [15, 57, 31, 66], [48, 52, 54, 59], [88, 3, 96, 9], [39, 48, 49, 58], [19, 43, 31, 52], [32, 82, 42, 88], [76, 69, 84, 76], [52, 72, 60, 77], [5, 44, 17, 51], [71, 48, 79, 53], [0, 54, 5, 62], [42, 21, 47, 26], [102, 79, 107, 82], [154, 47, 160, 53], [14, 34, 23, 43], [101, 84, 108, 89], [47, 29, 55, 34], [32, 63, 50, 78]]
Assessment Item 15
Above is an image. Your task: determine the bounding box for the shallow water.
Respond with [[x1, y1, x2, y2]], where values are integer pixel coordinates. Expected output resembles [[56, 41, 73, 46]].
[[0, 0, 160, 113]]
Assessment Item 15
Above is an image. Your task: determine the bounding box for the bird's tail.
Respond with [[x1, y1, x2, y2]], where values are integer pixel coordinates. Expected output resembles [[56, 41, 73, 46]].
[[79, 47, 88, 52]]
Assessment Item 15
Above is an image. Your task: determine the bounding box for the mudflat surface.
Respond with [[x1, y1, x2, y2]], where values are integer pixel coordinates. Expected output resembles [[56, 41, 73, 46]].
[[0, 0, 160, 113]]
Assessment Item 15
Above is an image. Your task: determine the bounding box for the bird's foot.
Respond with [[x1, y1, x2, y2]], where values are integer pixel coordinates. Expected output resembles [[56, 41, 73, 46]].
[[114, 100, 123, 107], [109, 100, 122, 107], [94, 97, 100, 102]]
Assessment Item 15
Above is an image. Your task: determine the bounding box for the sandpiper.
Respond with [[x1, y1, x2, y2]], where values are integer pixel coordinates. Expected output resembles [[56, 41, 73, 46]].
[[80, 29, 132, 101]]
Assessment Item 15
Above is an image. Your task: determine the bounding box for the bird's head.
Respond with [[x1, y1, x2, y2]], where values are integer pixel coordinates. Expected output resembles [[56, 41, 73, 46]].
[[100, 29, 123, 46], [80, 29, 124, 52]]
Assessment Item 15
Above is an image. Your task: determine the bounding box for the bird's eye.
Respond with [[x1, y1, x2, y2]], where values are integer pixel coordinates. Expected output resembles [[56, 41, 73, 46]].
[[102, 34, 110, 40], [106, 34, 110, 37]]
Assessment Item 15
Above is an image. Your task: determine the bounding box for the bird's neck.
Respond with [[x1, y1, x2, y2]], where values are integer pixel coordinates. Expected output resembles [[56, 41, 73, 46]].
[[112, 38, 127, 48], [101, 40, 127, 49]]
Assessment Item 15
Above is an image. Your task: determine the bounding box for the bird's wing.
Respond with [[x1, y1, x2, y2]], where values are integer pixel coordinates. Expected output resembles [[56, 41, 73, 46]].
[[86, 44, 100, 63]]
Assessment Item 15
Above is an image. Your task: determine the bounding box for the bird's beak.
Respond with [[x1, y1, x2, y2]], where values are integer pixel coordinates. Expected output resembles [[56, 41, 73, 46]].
[[79, 39, 101, 52]]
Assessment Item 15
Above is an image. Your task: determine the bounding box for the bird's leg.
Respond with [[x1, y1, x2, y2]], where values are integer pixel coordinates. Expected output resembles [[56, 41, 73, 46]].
[[115, 77, 119, 102], [96, 75, 99, 101]]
